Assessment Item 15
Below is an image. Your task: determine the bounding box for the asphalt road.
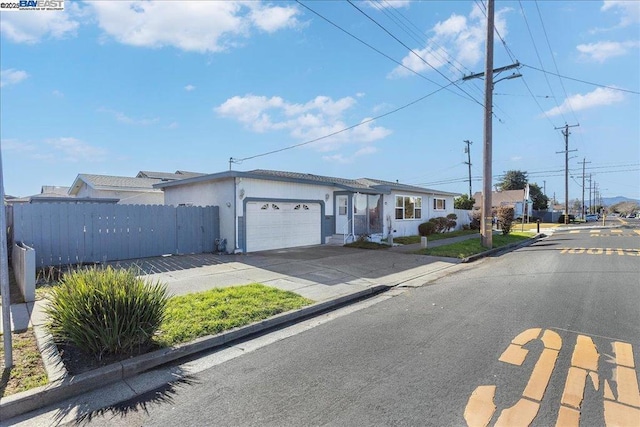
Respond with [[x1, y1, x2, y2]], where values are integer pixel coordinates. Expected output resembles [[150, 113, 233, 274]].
[[65, 222, 640, 426]]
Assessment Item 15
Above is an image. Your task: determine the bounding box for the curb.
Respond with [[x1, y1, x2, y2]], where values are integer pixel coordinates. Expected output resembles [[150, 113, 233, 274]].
[[461, 233, 545, 263], [0, 284, 390, 420]]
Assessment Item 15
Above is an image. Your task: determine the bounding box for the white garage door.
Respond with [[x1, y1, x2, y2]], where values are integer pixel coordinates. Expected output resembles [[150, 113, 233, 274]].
[[246, 201, 322, 252]]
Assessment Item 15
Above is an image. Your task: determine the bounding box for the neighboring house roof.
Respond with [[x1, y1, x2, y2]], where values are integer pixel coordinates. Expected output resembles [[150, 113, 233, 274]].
[[154, 168, 459, 196], [472, 189, 529, 210], [136, 170, 206, 181], [69, 174, 164, 195], [39, 186, 71, 196]]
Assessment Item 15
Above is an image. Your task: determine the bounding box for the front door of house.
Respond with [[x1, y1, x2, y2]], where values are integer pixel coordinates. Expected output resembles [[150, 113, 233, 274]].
[[335, 195, 349, 234]]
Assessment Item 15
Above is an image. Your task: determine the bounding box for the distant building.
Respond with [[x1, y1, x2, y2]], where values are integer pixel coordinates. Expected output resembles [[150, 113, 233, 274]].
[[472, 189, 533, 219]]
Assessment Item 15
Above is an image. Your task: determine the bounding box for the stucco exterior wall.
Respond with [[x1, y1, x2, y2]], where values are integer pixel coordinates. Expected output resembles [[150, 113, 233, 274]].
[[237, 178, 335, 216], [383, 192, 456, 237]]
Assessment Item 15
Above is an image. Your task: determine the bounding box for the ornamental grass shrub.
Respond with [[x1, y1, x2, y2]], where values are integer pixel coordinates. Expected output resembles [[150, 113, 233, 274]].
[[45, 266, 168, 361]]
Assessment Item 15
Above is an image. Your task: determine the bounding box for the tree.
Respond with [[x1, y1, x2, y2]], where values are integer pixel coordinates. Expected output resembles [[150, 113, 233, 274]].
[[497, 170, 528, 191], [454, 194, 475, 210], [529, 183, 549, 210]]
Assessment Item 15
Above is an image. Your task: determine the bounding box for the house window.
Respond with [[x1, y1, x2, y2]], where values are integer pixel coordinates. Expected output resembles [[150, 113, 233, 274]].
[[433, 198, 446, 210], [395, 195, 422, 220], [338, 197, 348, 215]]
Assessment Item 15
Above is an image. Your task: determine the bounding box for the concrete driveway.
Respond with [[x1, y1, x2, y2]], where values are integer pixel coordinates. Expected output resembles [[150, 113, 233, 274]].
[[109, 245, 461, 303]]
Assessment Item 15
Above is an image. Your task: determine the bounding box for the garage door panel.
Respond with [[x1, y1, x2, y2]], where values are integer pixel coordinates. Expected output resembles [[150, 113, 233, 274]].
[[246, 202, 321, 252]]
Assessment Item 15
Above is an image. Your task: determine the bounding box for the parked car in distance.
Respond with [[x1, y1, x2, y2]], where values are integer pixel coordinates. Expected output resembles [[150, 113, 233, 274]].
[[558, 214, 576, 224], [585, 214, 598, 222], [629, 213, 637, 218]]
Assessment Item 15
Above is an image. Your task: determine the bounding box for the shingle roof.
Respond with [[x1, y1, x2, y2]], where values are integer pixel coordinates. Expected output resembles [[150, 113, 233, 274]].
[[472, 189, 527, 209], [137, 170, 206, 180], [155, 168, 458, 196], [76, 174, 163, 190]]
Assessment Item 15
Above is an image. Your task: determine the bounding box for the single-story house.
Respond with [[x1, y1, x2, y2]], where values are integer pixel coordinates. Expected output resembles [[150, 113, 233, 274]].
[[155, 169, 459, 253], [68, 171, 206, 205], [472, 189, 533, 219]]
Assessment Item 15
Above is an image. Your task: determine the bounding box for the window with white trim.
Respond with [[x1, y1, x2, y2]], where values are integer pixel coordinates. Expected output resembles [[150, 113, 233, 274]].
[[433, 198, 446, 210], [395, 195, 422, 220]]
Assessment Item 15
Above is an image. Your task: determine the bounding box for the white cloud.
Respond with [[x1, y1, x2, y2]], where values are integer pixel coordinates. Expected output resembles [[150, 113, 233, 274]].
[[215, 94, 392, 151], [167, 122, 179, 129], [0, 5, 81, 43], [248, 3, 300, 33], [52, 89, 64, 97], [89, 1, 300, 53], [0, 68, 28, 87], [184, 84, 196, 91], [1, 138, 37, 153], [577, 40, 640, 62], [389, 4, 509, 78], [98, 108, 160, 125], [601, 1, 640, 28], [365, 0, 411, 9], [543, 87, 625, 117], [45, 137, 108, 162]]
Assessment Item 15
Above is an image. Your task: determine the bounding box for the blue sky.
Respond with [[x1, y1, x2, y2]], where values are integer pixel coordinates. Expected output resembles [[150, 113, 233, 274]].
[[1, 0, 639, 203]]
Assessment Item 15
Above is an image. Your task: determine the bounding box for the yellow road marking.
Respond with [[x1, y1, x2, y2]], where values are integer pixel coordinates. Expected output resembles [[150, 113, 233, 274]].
[[569, 230, 580, 234], [572, 335, 599, 371], [494, 398, 540, 427], [556, 406, 580, 427], [499, 343, 528, 366], [616, 366, 640, 407], [634, 230, 640, 236], [587, 248, 603, 254], [542, 329, 562, 350], [523, 348, 560, 401], [562, 367, 588, 409], [513, 328, 541, 345], [604, 401, 640, 427], [611, 230, 623, 234], [464, 385, 496, 427], [590, 230, 601, 233], [614, 342, 635, 368]]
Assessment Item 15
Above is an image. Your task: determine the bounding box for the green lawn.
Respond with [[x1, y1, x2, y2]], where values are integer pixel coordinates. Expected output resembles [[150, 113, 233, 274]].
[[393, 229, 479, 245], [415, 232, 532, 259], [156, 283, 313, 346]]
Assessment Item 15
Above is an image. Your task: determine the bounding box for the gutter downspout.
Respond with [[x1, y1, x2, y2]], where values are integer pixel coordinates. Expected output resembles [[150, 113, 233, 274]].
[[233, 177, 240, 253]]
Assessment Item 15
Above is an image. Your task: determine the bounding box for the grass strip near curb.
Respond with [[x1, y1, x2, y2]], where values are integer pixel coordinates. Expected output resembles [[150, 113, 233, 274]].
[[1, 330, 48, 397], [155, 283, 313, 346], [415, 232, 532, 259], [393, 230, 478, 245]]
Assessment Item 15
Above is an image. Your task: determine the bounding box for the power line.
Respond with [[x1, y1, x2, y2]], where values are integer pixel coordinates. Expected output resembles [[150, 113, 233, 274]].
[[518, 0, 567, 125], [231, 84, 453, 164], [346, 0, 485, 108], [521, 64, 640, 95]]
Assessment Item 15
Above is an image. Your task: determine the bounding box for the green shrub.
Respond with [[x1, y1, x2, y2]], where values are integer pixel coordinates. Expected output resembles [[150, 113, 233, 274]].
[[429, 217, 449, 233], [446, 213, 458, 231], [45, 266, 168, 360], [418, 221, 436, 236]]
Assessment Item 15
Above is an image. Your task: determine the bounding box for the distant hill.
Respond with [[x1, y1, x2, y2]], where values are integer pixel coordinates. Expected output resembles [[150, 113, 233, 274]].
[[603, 196, 640, 206]]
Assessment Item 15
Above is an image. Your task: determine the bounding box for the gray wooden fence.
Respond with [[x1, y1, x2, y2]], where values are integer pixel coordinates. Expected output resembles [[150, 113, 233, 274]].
[[11, 203, 219, 267]]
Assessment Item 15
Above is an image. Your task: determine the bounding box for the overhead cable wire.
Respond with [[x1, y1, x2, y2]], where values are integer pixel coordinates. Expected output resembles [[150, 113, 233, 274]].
[[294, 0, 476, 103], [373, 0, 487, 102], [345, 0, 485, 108], [521, 64, 640, 95], [534, 0, 581, 126], [518, 0, 566, 126], [231, 84, 453, 163]]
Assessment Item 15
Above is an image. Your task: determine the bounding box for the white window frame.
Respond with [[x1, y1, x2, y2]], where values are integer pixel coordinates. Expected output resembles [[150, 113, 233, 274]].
[[395, 195, 422, 220], [433, 198, 446, 211]]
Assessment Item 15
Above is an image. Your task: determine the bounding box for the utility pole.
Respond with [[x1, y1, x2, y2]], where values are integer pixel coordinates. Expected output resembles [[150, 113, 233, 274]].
[[0, 144, 12, 368], [578, 158, 590, 219], [464, 140, 473, 198], [555, 124, 579, 224], [588, 174, 593, 214], [543, 180, 546, 196]]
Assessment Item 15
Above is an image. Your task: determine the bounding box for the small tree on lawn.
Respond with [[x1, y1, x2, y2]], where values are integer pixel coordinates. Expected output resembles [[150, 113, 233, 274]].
[[497, 206, 515, 235]]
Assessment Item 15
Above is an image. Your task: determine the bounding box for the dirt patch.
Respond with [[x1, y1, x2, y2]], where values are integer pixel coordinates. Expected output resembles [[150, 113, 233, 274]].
[[56, 342, 162, 375]]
